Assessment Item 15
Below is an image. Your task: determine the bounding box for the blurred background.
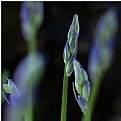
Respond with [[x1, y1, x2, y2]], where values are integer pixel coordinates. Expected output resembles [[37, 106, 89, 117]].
[[2, 2, 121, 121]]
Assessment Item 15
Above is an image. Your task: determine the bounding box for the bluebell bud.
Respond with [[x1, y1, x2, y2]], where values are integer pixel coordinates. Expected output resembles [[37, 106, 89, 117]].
[[66, 52, 77, 76], [63, 41, 71, 64], [63, 14, 79, 77], [88, 7, 118, 81], [95, 7, 118, 44], [20, 1, 44, 41], [73, 60, 90, 101], [88, 42, 100, 81], [68, 14, 79, 53], [72, 60, 90, 115], [3, 77, 20, 105]]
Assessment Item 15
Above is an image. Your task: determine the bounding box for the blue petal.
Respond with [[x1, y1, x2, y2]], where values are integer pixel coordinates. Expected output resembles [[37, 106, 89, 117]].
[[72, 83, 88, 115], [6, 77, 20, 96], [78, 95, 88, 110], [88, 42, 100, 81], [2, 92, 14, 105], [10, 95, 19, 105]]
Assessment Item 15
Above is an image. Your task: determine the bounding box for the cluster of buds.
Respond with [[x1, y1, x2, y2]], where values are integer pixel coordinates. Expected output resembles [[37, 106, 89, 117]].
[[63, 14, 79, 76], [88, 7, 118, 81], [63, 14, 90, 115]]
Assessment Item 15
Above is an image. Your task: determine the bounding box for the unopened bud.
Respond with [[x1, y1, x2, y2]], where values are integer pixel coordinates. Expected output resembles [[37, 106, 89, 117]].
[[68, 14, 79, 53], [63, 41, 71, 63], [66, 53, 76, 76], [3, 78, 20, 105]]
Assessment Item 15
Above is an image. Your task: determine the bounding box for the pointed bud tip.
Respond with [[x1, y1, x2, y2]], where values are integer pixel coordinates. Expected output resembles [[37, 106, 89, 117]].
[[73, 14, 79, 21]]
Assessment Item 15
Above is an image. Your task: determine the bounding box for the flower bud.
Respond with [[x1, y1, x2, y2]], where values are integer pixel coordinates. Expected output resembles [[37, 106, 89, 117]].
[[3, 77, 19, 96], [20, 1, 44, 41], [63, 41, 71, 64], [88, 7, 118, 81], [95, 7, 118, 44], [72, 60, 90, 115], [66, 52, 76, 76], [73, 60, 83, 85], [88, 42, 100, 81], [73, 60, 90, 100], [68, 14, 79, 53], [3, 78, 20, 105]]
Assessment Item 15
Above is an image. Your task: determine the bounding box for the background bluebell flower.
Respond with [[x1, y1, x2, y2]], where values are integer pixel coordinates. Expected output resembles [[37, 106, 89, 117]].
[[3, 77, 20, 105], [88, 7, 118, 81], [20, 1, 44, 41], [3, 52, 45, 106]]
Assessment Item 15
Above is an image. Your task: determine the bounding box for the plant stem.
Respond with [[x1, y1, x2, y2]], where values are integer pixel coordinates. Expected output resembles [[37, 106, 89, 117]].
[[28, 37, 37, 53], [24, 37, 37, 121], [81, 78, 102, 121], [60, 66, 68, 121], [24, 92, 33, 121]]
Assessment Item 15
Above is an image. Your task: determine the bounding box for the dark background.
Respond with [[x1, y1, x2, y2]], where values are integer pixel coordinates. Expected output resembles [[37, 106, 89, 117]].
[[2, 2, 121, 121]]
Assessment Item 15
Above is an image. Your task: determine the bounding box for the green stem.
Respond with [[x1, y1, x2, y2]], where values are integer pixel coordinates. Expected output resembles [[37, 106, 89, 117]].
[[24, 37, 37, 121], [60, 66, 68, 121], [28, 37, 37, 53], [81, 78, 102, 121], [24, 74, 33, 121], [24, 92, 33, 121]]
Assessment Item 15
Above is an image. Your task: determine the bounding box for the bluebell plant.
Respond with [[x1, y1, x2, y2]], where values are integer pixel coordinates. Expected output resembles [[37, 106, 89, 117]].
[[88, 7, 118, 82], [20, 1, 44, 42], [3, 2, 45, 121], [82, 7, 118, 121], [62, 7, 118, 121], [3, 3, 118, 121], [61, 14, 91, 121], [20, 1, 44, 54]]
